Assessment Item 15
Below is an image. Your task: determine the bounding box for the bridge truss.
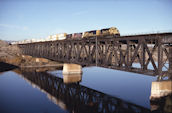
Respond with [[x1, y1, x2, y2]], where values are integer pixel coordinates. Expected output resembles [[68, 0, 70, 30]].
[[18, 33, 172, 76]]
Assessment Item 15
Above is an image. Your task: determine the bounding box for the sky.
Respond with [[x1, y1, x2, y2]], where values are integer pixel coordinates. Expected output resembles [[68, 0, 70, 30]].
[[0, 0, 172, 41]]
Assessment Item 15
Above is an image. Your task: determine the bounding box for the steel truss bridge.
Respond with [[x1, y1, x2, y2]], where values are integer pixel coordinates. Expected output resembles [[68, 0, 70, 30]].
[[18, 32, 172, 76]]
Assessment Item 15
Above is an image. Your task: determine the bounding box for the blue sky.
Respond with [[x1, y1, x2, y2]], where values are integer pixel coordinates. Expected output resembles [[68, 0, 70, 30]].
[[0, 0, 172, 41]]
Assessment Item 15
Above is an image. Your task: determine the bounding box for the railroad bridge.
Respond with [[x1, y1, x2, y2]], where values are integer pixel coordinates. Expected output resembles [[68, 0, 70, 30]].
[[18, 32, 172, 76]]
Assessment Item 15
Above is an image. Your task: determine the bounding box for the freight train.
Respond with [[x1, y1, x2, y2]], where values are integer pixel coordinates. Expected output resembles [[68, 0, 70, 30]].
[[66, 27, 120, 39], [12, 27, 120, 44]]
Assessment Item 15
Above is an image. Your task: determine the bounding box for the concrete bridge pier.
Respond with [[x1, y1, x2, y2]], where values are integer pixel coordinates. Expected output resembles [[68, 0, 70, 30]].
[[62, 63, 82, 83], [150, 80, 172, 100]]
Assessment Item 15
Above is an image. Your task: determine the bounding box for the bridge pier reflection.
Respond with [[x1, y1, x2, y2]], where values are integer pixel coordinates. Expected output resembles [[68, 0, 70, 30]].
[[62, 63, 82, 83], [63, 73, 82, 84]]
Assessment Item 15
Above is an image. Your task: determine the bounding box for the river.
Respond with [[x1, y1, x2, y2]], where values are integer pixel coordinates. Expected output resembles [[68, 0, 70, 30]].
[[0, 65, 171, 113]]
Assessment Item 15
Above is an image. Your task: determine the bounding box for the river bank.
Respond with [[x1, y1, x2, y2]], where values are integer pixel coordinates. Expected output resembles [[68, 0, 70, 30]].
[[0, 40, 62, 67]]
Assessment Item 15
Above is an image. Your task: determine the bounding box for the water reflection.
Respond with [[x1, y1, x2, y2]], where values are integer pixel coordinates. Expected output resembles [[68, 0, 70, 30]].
[[0, 61, 170, 113], [13, 67, 172, 113], [0, 62, 17, 72], [63, 74, 82, 84], [150, 94, 172, 113]]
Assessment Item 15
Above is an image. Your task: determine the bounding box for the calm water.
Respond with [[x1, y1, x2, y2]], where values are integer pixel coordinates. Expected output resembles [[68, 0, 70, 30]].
[[0, 66, 171, 113]]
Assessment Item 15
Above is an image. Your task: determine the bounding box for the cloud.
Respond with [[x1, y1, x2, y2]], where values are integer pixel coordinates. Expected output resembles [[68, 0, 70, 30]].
[[0, 24, 28, 31]]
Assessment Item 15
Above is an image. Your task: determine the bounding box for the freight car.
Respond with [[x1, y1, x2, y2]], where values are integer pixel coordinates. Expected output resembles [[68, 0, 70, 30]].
[[66, 33, 82, 39], [52, 33, 67, 40]]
